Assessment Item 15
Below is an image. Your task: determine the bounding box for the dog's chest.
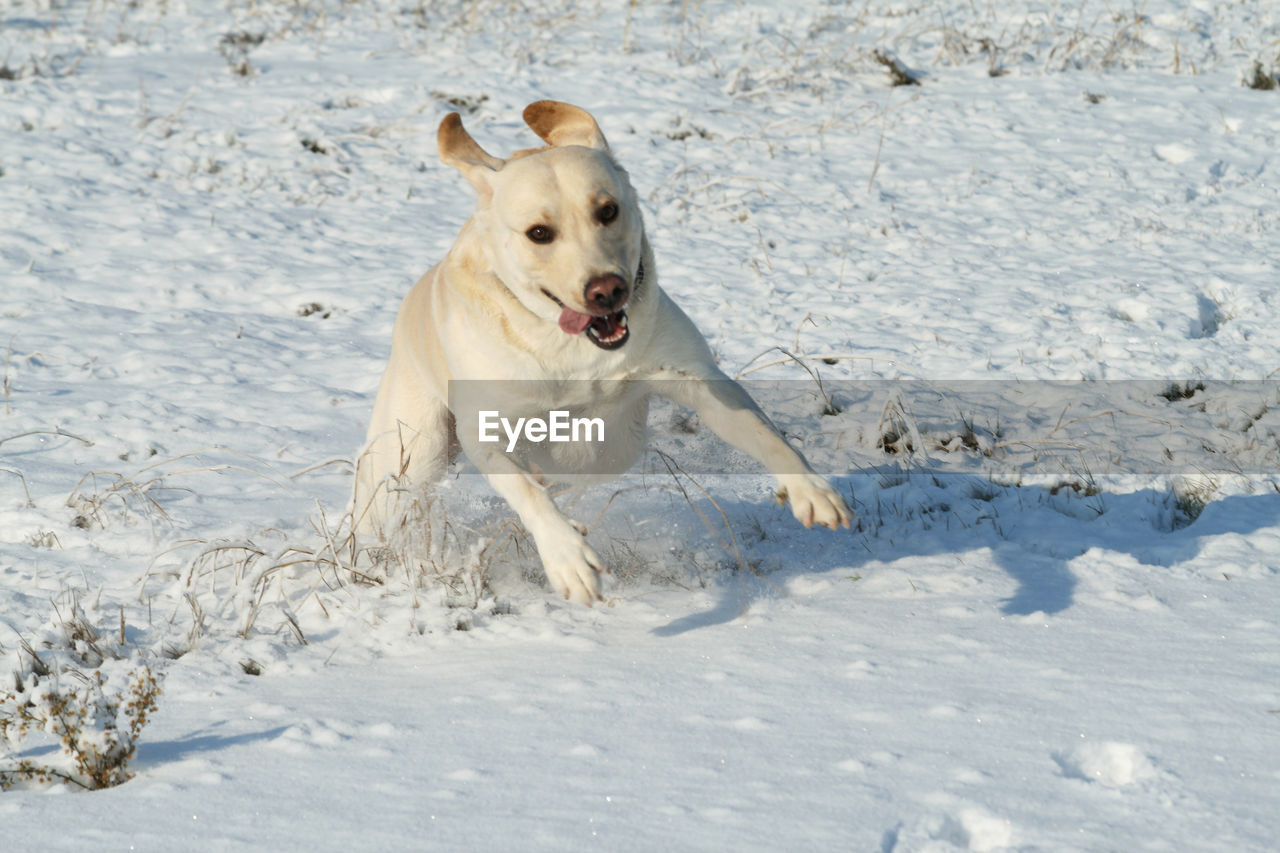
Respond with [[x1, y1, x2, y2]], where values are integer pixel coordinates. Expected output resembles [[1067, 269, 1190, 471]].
[[453, 377, 651, 477]]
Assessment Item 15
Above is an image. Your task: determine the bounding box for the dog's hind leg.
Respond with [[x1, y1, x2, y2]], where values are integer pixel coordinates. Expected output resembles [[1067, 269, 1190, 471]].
[[352, 382, 454, 542]]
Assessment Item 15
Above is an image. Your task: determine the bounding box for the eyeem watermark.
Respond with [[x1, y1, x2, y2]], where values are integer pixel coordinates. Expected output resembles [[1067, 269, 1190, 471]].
[[478, 410, 605, 453], [453, 379, 1280, 476]]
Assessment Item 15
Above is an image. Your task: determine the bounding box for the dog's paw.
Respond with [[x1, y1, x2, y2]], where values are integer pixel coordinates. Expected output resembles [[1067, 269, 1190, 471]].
[[535, 521, 606, 605], [775, 473, 852, 531]]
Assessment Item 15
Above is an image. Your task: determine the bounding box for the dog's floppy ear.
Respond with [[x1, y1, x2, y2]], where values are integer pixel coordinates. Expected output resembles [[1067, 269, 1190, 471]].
[[438, 112, 504, 198], [523, 100, 609, 151]]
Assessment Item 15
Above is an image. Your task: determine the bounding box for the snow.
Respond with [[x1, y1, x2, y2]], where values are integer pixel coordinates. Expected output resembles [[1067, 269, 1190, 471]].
[[2, 0, 1279, 850]]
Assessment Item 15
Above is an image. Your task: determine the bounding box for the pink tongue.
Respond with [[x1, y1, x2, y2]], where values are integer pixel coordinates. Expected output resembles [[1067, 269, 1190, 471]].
[[558, 306, 594, 335]]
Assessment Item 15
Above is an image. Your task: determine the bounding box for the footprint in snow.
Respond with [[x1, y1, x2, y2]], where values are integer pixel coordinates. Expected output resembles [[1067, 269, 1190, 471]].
[[1153, 143, 1193, 164], [1054, 740, 1157, 787]]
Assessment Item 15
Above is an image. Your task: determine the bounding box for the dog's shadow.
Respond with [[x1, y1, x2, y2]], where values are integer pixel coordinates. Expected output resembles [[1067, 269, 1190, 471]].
[[650, 471, 1280, 636]]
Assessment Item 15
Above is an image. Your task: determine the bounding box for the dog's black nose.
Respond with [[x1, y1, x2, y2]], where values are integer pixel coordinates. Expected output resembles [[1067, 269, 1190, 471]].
[[585, 274, 628, 312]]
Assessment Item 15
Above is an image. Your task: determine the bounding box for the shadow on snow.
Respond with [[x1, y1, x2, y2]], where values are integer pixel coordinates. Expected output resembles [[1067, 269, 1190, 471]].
[[651, 470, 1280, 636]]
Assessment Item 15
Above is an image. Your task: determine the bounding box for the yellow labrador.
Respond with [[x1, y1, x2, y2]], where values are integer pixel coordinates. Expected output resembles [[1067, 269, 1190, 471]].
[[355, 101, 849, 604]]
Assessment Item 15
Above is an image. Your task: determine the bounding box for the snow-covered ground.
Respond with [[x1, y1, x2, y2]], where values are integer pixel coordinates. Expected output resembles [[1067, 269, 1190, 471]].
[[2, 1, 1279, 849]]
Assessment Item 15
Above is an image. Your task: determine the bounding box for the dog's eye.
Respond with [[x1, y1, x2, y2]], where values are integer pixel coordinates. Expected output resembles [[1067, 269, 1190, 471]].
[[525, 225, 555, 244], [597, 203, 619, 225]]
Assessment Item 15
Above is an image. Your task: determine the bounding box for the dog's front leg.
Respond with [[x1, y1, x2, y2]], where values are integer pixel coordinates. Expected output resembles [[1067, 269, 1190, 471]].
[[659, 373, 852, 531], [470, 449, 606, 604]]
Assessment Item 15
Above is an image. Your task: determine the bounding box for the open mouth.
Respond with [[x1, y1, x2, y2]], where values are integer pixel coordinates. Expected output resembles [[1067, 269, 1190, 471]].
[[585, 310, 629, 350], [542, 288, 631, 350]]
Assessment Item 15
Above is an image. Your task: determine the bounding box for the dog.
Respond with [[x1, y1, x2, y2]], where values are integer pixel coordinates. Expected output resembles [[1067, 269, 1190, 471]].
[[354, 100, 850, 604]]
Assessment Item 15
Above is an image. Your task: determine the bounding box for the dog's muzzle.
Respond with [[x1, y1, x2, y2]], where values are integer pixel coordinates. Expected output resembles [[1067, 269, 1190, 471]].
[[542, 261, 644, 351]]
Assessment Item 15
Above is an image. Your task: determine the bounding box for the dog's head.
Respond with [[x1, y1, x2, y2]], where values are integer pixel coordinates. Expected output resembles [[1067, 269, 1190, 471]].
[[438, 101, 644, 351]]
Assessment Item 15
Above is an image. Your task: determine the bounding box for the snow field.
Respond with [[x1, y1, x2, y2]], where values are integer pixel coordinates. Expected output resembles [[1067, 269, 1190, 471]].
[[3, 0, 1280, 850]]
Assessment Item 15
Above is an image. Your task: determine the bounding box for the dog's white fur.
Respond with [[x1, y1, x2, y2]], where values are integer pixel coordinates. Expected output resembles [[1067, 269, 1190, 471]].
[[354, 101, 850, 604]]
